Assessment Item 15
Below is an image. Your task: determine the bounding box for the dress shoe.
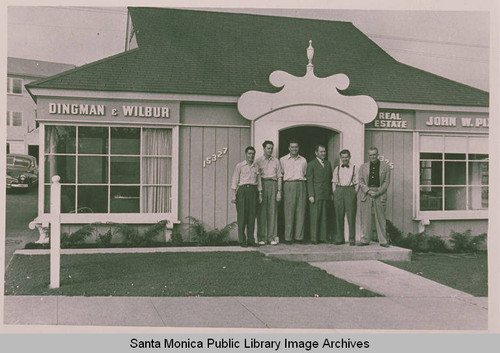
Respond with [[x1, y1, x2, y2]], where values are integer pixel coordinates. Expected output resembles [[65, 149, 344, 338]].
[[270, 240, 278, 245], [311, 241, 318, 245], [333, 241, 345, 245], [380, 243, 390, 248], [258, 241, 266, 245], [349, 242, 356, 246], [356, 242, 369, 246]]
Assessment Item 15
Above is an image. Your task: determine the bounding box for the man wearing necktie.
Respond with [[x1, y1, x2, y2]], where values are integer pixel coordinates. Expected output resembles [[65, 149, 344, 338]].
[[306, 144, 333, 244], [357, 147, 391, 247], [332, 149, 358, 245]]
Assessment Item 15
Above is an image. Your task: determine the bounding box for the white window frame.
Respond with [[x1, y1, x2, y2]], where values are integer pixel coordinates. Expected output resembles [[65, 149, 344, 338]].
[[40, 123, 179, 224], [6, 111, 23, 127], [7, 77, 23, 95], [415, 132, 488, 220]]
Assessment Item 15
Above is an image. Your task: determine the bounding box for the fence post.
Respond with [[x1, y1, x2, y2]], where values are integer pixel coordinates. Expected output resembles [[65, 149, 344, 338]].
[[49, 175, 61, 289]]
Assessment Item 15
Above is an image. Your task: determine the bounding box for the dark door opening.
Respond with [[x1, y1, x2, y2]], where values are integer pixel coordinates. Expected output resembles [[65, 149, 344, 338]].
[[278, 126, 340, 241], [28, 145, 39, 163]]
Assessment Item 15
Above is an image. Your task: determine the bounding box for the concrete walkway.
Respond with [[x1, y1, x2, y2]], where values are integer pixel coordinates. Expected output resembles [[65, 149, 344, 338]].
[[4, 295, 487, 330], [311, 260, 475, 299]]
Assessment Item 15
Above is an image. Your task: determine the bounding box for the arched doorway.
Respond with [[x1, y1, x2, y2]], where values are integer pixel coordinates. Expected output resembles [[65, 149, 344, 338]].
[[277, 125, 340, 241]]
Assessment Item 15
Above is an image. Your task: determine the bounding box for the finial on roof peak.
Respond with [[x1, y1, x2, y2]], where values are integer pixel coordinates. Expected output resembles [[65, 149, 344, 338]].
[[307, 40, 314, 73]]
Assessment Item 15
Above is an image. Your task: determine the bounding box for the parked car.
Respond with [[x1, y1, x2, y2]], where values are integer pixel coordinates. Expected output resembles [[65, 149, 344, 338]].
[[6, 154, 39, 190]]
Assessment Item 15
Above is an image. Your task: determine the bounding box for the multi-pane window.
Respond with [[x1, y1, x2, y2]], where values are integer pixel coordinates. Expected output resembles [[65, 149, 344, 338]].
[[44, 125, 172, 214], [419, 135, 488, 211], [7, 77, 23, 95], [6, 112, 23, 127]]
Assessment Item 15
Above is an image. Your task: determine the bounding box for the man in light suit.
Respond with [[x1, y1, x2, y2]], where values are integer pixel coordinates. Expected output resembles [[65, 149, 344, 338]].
[[306, 144, 332, 244], [357, 147, 391, 247]]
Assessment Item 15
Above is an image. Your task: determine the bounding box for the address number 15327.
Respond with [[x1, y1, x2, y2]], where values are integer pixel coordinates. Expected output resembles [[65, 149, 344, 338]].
[[203, 147, 228, 167]]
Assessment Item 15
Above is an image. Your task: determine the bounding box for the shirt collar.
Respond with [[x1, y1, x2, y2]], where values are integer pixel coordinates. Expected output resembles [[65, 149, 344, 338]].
[[316, 157, 325, 164], [288, 153, 301, 160], [370, 159, 380, 166]]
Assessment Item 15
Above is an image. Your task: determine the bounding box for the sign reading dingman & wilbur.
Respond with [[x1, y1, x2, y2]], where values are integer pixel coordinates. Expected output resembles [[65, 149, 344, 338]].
[[48, 102, 170, 118]]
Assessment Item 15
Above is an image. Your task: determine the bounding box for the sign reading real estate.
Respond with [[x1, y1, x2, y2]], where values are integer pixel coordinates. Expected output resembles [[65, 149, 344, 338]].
[[366, 110, 415, 130]]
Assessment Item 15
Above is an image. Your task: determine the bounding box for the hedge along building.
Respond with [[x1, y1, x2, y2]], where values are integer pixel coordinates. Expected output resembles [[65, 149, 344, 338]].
[[26, 8, 489, 243]]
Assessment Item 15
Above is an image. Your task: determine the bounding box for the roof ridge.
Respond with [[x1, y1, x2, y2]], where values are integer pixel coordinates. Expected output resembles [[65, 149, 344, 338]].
[[396, 61, 489, 94], [128, 7, 355, 25], [25, 48, 142, 89]]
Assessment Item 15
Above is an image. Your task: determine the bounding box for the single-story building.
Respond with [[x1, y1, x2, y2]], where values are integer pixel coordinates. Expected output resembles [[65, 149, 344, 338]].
[[26, 8, 489, 243]]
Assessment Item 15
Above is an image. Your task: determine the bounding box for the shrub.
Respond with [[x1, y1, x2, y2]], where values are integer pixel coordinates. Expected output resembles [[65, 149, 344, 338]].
[[60, 224, 95, 247], [186, 216, 236, 246], [142, 220, 168, 245], [169, 231, 184, 246], [113, 223, 141, 245], [96, 230, 113, 247], [400, 232, 429, 252], [386, 220, 403, 246], [427, 235, 448, 253], [450, 230, 486, 253]]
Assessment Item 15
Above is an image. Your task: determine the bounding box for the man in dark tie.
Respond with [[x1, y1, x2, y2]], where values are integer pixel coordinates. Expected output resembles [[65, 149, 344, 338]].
[[357, 147, 391, 247], [332, 149, 358, 245], [306, 144, 333, 244]]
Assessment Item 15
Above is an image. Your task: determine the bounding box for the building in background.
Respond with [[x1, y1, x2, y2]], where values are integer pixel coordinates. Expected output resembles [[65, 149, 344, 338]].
[[7, 57, 75, 159], [25, 8, 489, 243]]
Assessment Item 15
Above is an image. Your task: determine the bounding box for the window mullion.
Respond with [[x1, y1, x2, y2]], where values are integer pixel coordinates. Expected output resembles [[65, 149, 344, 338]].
[[108, 127, 111, 213], [140, 127, 143, 213], [75, 126, 79, 213]]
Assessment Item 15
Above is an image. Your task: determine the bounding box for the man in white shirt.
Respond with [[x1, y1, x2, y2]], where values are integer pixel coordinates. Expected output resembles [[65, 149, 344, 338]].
[[255, 140, 282, 245], [231, 146, 262, 247], [279, 139, 307, 244], [332, 149, 358, 245]]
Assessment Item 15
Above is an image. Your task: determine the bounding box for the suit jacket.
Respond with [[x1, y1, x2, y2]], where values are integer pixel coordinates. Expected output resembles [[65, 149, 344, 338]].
[[358, 160, 391, 202], [306, 158, 333, 200]]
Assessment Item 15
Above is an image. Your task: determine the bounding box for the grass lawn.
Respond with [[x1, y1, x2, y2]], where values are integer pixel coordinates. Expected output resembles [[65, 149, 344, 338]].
[[4, 252, 379, 297], [383, 252, 487, 297]]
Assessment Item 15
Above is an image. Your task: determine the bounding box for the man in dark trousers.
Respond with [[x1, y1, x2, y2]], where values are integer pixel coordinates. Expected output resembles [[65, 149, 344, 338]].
[[357, 147, 391, 247], [231, 146, 262, 247], [332, 149, 358, 245], [306, 144, 333, 244]]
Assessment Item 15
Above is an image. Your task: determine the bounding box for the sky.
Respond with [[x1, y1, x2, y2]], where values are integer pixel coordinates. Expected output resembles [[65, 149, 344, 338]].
[[5, 2, 494, 92]]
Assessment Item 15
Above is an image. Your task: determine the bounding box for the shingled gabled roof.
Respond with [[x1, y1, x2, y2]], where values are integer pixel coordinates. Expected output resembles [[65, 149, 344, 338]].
[[27, 7, 488, 107]]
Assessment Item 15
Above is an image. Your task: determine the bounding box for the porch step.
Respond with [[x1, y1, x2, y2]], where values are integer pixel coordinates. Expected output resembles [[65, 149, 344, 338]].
[[258, 243, 412, 262]]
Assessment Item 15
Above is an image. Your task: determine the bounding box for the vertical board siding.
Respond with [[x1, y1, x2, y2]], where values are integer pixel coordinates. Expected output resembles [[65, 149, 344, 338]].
[[202, 128, 216, 228], [215, 128, 229, 228], [392, 131, 405, 233], [382, 132, 394, 221], [179, 127, 192, 239], [364, 130, 415, 235], [188, 127, 203, 241], [227, 128, 243, 227], [402, 132, 416, 234], [177, 126, 250, 241]]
